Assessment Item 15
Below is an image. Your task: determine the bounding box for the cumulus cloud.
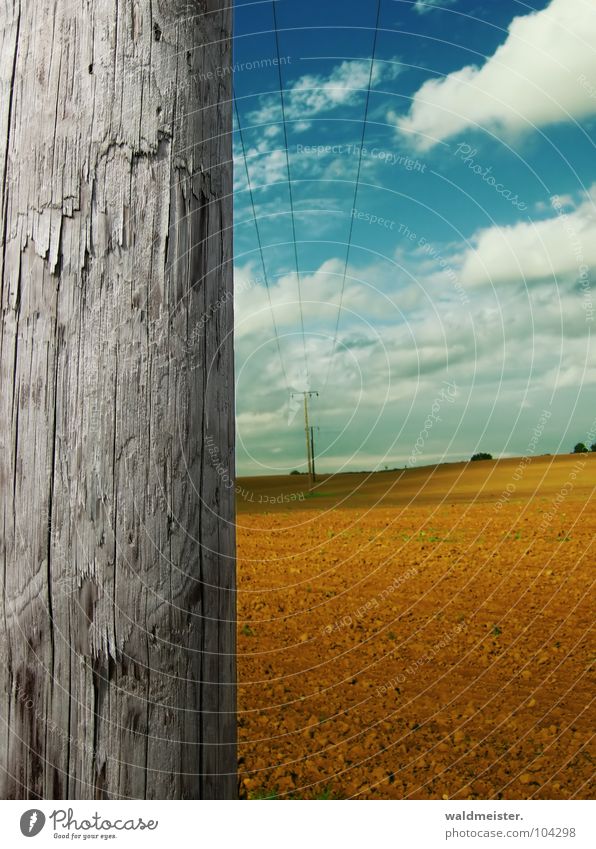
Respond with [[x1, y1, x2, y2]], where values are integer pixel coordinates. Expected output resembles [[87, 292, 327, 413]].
[[394, 0, 596, 149], [234, 202, 595, 473], [247, 57, 401, 132], [235, 258, 400, 345], [235, 284, 593, 473], [233, 144, 288, 192], [457, 187, 596, 288], [413, 0, 455, 14], [234, 58, 401, 195]]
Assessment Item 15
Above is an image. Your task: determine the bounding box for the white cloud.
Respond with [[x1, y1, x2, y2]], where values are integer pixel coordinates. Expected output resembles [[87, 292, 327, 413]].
[[234, 58, 401, 194], [394, 0, 596, 149], [458, 187, 596, 288], [233, 145, 288, 192], [413, 0, 455, 14], [248, 58, 401, 132], [234, 203, 595, 474]]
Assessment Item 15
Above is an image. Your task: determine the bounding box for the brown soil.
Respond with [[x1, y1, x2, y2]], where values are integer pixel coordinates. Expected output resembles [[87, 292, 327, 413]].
[[236, 454, 595, 799]]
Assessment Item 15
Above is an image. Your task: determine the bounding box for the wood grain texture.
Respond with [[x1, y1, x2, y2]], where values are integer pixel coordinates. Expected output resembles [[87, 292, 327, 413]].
[[0, 0, 236, 799]]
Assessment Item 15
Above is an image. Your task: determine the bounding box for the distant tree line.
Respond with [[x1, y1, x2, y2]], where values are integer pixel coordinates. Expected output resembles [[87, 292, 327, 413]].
[[289, 441, 596, 475], [573, 442, 596, 454], [469, 443, 596, 462]]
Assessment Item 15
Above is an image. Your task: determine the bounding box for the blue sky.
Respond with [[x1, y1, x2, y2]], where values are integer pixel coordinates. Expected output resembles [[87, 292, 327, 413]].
[[232, 0, 596, 475]]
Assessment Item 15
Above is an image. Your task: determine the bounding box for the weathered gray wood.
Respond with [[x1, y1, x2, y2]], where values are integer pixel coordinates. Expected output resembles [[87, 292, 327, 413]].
[[0, 0, 236, 799]]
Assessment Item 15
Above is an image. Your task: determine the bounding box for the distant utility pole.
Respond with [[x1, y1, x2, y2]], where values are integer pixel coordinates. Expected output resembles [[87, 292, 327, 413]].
[[310, 426, 320, 482], [291, 391, 319, 484]]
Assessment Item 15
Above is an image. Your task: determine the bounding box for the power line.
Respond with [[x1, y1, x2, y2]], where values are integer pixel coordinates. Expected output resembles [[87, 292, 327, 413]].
[[324, 0, 383, 388], [233, 93, 290, 391], [272, 0, 310, 383]]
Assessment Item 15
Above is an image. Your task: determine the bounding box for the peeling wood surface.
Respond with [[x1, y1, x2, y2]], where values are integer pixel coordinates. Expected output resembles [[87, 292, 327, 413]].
[[0, 0, 236, 799]]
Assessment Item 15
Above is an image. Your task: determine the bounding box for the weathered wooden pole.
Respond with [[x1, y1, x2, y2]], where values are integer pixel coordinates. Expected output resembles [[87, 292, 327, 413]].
[[0, 0, 236, 799]]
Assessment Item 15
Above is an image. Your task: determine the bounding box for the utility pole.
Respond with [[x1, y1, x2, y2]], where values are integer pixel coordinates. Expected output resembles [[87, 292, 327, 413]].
[[310, 426, 320, 483], [0, 0, 235, 800], [291, 391, 318, 484]]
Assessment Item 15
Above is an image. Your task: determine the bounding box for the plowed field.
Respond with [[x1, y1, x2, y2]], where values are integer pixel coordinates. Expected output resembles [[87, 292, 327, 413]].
[[236, 455, 595, 799]]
